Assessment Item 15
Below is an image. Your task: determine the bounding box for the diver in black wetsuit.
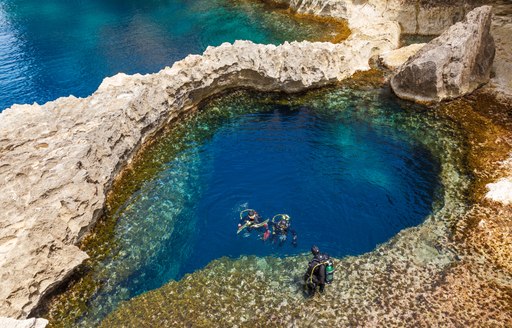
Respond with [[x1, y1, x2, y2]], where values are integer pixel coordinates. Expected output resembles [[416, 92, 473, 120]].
[[269, 214, 297, 246], [238, 210, 269, 237], [304, 245, 332, 296], [239, 210, 260, 230]]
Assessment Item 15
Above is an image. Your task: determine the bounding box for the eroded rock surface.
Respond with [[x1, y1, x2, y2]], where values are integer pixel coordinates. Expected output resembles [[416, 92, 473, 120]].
[[0, 317, 48, 328], [379, 43, 426, 70], [0, 22, 399, 319], [487, 2, 512, 99], [390, 6, 495, 102], [273, 0, 480, 34]]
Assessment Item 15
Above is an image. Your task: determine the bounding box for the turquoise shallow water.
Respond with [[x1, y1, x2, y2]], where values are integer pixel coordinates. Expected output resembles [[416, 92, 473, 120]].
[[64, 87, 445, 326], [0, 0, 335, 111]]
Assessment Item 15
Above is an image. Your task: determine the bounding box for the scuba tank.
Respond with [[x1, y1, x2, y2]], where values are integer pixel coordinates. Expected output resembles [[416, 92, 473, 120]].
[[325, 260, 335, 284]]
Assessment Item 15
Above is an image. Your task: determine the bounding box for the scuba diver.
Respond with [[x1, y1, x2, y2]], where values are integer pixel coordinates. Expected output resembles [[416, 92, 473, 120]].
[[237, 209, 270, 239], [303, 245, 335, 296], [269, 214, 297, 247]]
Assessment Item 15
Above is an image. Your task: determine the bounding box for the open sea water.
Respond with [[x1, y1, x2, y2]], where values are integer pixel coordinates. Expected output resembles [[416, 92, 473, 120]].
[[0, 0, 336, 111]]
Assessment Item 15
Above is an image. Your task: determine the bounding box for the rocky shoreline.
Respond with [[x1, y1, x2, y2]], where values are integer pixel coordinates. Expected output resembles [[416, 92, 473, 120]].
[[0, 0, 511, 326]]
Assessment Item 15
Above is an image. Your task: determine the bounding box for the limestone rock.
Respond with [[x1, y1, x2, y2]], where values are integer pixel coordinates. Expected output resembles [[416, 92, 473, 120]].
[[271, 0, 349, 18], [390, 6, 495, 103], [0, 23, 399, 318], [379, 43, 426, 70], [487, 3, 512, 99], [486, 178, 512, 205], [0, 317, 48, 328], [274, 0, 477, 34]]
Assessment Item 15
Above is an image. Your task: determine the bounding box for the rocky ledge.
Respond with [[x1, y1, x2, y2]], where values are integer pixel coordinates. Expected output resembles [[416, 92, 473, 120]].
[[391, 6, 495, 102], [0, 18, 399, 320], [272, 0, 482, 34]]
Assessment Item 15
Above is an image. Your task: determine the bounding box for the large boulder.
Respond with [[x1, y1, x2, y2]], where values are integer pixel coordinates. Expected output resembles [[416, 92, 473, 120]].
[[390, 6, 495, 103]]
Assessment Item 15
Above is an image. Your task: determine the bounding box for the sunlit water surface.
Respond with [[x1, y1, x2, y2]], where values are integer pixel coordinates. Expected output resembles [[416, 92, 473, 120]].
[[59, 87, 447, 326], [0, 0, 340, 110]]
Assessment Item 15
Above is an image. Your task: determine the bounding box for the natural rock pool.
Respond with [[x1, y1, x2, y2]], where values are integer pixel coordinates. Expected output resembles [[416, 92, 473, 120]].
[[3, 0, 510, 326], [42, 83, 470, 327], [0, 0, 510, 325]]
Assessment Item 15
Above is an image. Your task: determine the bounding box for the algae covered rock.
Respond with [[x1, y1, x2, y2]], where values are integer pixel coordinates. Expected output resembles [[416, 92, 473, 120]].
[[390, 6, 495, 103]]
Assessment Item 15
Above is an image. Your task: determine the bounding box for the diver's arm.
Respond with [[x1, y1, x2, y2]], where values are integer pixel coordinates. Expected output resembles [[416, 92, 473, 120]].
[[304, 262, 314, 282], [238, 216, 248, 228]]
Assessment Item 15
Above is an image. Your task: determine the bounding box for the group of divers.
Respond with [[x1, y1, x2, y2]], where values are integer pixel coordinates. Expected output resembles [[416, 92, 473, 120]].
[[237, 209, 335, 296]]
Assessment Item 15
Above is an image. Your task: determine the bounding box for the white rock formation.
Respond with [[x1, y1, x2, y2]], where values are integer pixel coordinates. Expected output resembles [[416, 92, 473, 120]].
[[272, 0, 476, 34], [486, 152, 512, 205], [486, 179, 512, 205], [0, 317, 48, 328], [390, 6, 495, 102], [379, 43, 426, 70], [0, 20, 399, 320]]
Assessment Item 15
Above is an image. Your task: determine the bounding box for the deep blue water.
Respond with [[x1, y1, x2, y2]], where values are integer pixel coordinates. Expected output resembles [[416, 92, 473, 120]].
[[0, 0, 331, 111], [180, 106, 439, 274], [145, 106, 439, 285], [78, 89, 442, 326]]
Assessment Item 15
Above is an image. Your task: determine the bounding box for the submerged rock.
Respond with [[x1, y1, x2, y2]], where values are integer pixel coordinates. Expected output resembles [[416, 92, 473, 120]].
[[390, 6, 495, 103]]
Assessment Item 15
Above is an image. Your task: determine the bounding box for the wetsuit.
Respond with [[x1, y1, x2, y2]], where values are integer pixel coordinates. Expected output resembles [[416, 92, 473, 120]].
[[239, 212, 267, 232], [304, 253, 330, 295], [270, 219, 297, 246]]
